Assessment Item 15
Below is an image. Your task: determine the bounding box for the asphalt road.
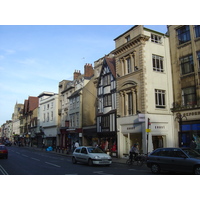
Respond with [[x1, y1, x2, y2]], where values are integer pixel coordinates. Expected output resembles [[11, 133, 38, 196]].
[[0, 146, 152, 175]]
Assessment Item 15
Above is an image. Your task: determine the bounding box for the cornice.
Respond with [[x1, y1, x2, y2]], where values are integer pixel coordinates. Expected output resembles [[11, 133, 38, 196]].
[[111, 34, 150, 55]]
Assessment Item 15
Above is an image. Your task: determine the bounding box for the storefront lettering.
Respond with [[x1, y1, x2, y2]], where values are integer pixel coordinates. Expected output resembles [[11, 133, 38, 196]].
[[155, 126, 165, 129], [127, 127, 135, 130], [183, 111, 200, 117]]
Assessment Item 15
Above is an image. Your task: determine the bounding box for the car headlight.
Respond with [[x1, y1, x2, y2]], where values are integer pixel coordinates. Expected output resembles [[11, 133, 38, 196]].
[[94, 156, 101, 159]]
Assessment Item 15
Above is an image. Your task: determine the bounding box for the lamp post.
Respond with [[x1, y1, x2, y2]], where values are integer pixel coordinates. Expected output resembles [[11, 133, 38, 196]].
[[175, 112, 187, 147]]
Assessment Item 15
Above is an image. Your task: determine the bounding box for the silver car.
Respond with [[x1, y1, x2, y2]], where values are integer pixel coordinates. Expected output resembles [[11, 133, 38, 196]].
[[72, 146, 112, 166], [147, 147, 200, 175]]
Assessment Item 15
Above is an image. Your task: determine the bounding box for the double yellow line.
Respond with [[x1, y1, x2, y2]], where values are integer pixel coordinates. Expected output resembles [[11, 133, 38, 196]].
[[0, 165, 9, 175]]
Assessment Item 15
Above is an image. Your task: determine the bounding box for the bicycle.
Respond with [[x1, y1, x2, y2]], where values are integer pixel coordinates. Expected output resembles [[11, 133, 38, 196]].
[[126, 153, 147, 166]]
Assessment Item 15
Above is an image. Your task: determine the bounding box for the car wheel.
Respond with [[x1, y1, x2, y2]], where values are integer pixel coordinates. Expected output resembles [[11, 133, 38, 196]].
[[88, 159, 93, 166], [72, 157, 77, 164], [194, 166, 200, 175], [151, 164, 160, 174]]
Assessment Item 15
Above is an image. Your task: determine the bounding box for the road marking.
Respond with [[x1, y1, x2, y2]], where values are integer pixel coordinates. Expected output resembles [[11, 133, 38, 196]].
[[31, 157, 40, 161], [16, 152, 20, 155], [93, 171, 113, 175], [45, 162, 61, 168], [22, 154, 28, 157], [0, 165, 9, 175]]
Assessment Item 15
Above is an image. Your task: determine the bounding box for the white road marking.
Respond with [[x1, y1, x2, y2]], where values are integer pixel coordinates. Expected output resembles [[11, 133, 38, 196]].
[[22, 154, 28, 157], [45, 162, 61, 168], [0, 165, 9, 175], [31, 157, 40, 161], [93, 171, 113, 175]]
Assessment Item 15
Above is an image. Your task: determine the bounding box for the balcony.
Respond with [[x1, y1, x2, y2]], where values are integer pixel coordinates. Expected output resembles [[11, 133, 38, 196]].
[[171, 101, 200, 112]]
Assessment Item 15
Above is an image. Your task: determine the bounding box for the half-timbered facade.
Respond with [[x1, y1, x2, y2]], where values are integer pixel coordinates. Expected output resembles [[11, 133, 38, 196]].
[[96, 57, 117, 156]]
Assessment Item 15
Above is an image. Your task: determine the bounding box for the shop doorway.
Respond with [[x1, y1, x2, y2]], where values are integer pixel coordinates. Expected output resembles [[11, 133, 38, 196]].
[[152, 136, 164, 150]]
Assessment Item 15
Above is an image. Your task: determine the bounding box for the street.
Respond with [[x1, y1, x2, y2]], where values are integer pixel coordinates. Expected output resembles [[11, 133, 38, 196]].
[[0, 146, 152, 175]]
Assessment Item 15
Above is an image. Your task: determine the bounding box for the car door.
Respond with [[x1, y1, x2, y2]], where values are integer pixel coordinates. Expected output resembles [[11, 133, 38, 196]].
[[170, 148, 193, 173], [80, 147, 88, 163]]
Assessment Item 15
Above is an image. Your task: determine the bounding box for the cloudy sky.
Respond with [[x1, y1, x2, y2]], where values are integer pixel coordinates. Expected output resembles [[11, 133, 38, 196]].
[[0, 25, 168, 125]]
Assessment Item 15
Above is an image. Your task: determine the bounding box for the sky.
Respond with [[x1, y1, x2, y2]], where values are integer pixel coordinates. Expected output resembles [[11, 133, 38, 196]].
[[0, 25, 168, 125]]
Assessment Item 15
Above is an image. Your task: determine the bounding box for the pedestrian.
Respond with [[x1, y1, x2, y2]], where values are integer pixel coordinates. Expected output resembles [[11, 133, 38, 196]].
[[190, 138, 197, 149], [74, 140, 79, 148]]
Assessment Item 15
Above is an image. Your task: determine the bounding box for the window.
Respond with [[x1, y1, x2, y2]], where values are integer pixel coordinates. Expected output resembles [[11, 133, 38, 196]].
[[155, 89, 166, 109], [103, 94, 112, 107], [47, 104, 49, 110], [182, 86, 196, 106], [51, 111, 53, 121], [47, 112, 49, 122], [126, 57, 132, 73], [180, 55, 194, 75], [151, 34, 162, 44], [125, 35, 130, 42], [127, 92, 133, 115], [152, 55, 164, 72], [197, 51, 200, 69], [103, 74, 111, 86], [194, 25, 200, 38], [177, 25, 191, 45], [101, 115, 110, 128], [43, 114, 45, 122]]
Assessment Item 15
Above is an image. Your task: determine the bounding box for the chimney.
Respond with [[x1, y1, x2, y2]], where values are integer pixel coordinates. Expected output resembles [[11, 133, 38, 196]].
[[84, 63, 94, 78], [73, 70, 81, 80]]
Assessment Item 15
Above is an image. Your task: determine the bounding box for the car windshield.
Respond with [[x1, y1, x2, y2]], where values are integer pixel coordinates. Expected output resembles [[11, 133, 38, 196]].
[[182, 149, 200, 158], [87, 147, 104, 153]]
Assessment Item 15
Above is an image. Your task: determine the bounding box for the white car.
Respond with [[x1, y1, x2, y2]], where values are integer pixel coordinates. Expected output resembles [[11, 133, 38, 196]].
[[72, 146, 112, 166]]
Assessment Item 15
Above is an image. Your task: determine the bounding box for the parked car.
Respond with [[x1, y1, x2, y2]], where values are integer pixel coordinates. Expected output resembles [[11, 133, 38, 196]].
[[0, 145, 8, 159], [72, 146, 112, 166], [147, 147, 200, 175]]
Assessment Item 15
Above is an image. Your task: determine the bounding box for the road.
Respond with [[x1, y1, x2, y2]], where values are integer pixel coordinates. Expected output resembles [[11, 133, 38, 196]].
[[0, 146, 152, 175]]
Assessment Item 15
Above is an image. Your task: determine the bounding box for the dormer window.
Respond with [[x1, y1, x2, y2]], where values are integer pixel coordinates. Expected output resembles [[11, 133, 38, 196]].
[[125, 35, 130, 42]]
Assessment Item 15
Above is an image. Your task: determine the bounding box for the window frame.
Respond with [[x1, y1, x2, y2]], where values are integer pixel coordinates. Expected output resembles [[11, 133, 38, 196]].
[[155, 89, 166, 109], [180, 54, 194, 75], [152, 54, 164, 72], [151, 33, 162, 44], [194, 25, 200, 38], [182, 86, 197, 106], [103, 94, 112, 107], [177, 25, 191, 45]]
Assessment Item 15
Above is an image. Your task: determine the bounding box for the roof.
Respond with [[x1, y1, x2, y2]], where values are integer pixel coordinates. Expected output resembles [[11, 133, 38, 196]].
[[105, 57, 116, 78]]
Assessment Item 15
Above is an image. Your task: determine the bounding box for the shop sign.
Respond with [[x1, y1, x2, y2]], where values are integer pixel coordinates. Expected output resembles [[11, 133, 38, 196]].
[[182, 111, 200, 117], [138, 114, 145, 122]]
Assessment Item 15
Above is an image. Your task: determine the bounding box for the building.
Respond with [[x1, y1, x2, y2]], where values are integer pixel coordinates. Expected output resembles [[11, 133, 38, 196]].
[[12, 102, 23, 142], [112, 25, 175, 158], [58, 64, 94, 151], [19, 96, 38, 146], [38, 92, 59, 148], [96, 56, 117, 157], [168, 25, 200, 150]]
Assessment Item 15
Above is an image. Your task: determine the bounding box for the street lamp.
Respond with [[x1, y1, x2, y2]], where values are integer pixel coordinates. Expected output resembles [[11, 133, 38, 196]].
[[175, 112, 187, 147]]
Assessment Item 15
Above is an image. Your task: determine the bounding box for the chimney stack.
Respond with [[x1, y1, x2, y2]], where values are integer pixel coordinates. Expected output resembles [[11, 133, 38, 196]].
[[73, 70, 81, 80], [84, 63, 94, 78]]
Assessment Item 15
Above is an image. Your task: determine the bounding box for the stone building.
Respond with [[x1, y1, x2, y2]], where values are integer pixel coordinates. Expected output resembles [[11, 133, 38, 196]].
[[168, 25, 200, 150], [112, 25, 175, 157]]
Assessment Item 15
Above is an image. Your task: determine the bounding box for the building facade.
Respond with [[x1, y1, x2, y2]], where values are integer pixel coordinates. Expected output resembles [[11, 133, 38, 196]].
[[168, 25, 200, 151], [38, 92, 59, 148], [112, 25, 175, 158], [96, 57, 117, 156]]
